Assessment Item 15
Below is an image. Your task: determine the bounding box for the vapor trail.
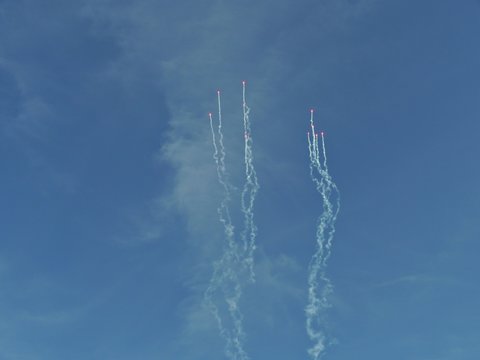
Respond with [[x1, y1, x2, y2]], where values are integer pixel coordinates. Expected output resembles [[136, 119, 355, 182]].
[[305, 110, 340, 360], [209, 91, 235, 245], [240, 81, 259, 283], [205, 83, 259, 360]]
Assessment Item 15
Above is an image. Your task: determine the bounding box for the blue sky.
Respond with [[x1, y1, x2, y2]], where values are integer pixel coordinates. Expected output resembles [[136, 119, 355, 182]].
[[1, 0, 480, 359]]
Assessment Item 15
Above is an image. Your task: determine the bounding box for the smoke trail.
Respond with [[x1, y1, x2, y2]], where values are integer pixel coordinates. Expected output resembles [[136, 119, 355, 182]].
[[204, 83, 259, 360], [240, 81, 260, 283], [305, 109, 340, 360]]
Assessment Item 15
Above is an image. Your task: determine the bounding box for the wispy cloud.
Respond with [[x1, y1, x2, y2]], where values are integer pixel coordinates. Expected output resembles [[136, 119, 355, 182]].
[[81, 0, 379, 253], [0, 58, 53, 144], [373, 273, 451, 288], [80, 0, 380, 354]]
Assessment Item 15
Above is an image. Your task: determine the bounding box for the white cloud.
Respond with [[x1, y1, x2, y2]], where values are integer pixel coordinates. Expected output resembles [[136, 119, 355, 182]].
[[374, 273, 448, 288], [80, 0, 380, 352], [81, 0, 378, 246]]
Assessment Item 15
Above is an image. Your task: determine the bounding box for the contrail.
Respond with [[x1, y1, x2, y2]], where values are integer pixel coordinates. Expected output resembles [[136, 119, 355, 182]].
[[305, 109, 340, 360], [205, 82, 259, 360]]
